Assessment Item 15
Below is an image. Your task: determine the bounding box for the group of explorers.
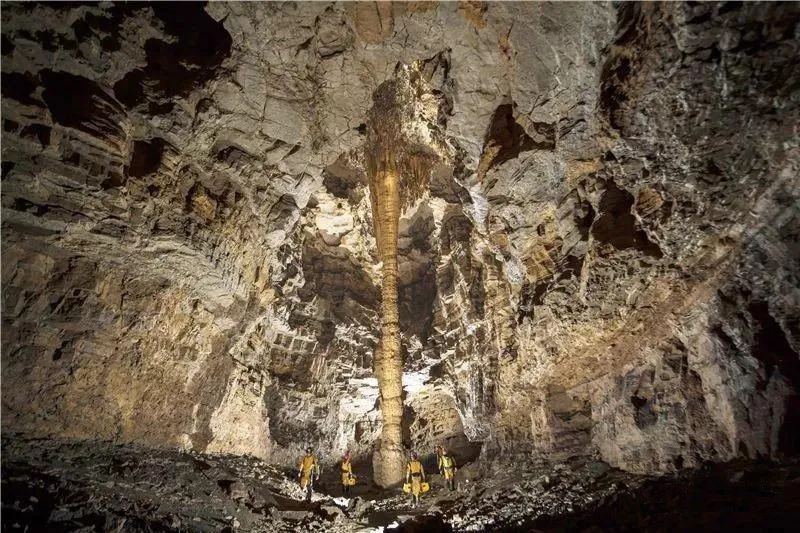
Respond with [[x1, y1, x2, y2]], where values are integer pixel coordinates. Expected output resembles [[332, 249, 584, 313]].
[[297, 444, 458, 505]]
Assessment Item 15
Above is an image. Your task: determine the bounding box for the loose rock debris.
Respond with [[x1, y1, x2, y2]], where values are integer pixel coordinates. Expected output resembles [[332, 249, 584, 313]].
[[3, 436, 799, 532]]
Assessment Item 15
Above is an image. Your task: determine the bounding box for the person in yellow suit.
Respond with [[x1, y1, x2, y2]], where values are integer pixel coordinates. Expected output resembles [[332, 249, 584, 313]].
[[340, 451, 354, 494], [439, 448, 457, 491], [297, 447, 319, 501], [435, 444, 444, 473], [406, 451, 426, 506]]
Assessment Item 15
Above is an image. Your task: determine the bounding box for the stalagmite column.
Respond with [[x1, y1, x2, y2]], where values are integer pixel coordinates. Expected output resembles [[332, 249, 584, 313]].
[[365, 70, 444, 487], [365, 77, 409, 487], [369, 164, 406, 487]]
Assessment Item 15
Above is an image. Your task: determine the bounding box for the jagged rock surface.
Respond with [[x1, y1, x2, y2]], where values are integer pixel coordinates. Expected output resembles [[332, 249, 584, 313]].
[[2, 0, 799, 483], [3, 435, 798, 532]]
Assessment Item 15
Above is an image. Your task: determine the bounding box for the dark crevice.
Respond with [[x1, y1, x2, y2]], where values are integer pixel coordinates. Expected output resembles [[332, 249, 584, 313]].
[[1, 72, 42, 107], [469, 265, 486, 319], [747, 301, 800, 456], [126, 138, 167, 179], [748, 302, 800, 387], [2, 34, 15, 55], [598, 3, 648, 131], [439, 213, 472, 257], [215, 143, 255, 165], [13, 198, 48, 216], [113, 3, 232, 110], [479, 104, 550, 178], [591, 180, 662, 257], [779, 395, 800, 456], [19, 124, 51, 146], [40, 70, 127, 148], [293, 238, 379, 332], [2, 162, 16, 179], [399, 264, 437, 342]]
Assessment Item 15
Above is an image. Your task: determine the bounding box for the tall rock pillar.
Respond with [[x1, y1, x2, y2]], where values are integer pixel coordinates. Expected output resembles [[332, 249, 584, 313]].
[[369, 164, 406, 487], [364, 66, 449, 487]]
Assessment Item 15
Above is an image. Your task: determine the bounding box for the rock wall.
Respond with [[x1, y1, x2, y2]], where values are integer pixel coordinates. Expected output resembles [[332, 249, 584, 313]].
[[504, 1, 800, 473], [2, 1, 798, 474]]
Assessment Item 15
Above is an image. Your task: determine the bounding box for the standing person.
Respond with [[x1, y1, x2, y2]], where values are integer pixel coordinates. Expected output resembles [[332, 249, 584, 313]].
[[340, 451, 354, 494], [405, 451, 426, 507], [297, 447, 319, 502], [440, 448, 457, 491], [435, 444, 444, 474]]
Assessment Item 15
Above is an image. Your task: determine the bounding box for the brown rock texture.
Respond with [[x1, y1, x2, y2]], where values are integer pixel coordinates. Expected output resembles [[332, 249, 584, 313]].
[[2, 0, 799, 483]]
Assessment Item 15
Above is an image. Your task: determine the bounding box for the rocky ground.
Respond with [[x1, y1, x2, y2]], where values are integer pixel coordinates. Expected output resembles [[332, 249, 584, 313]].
[[3, 435, 799, 532]]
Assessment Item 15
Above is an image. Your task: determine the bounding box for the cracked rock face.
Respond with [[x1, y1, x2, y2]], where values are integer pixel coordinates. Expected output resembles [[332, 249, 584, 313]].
[[2, 0, 799, 479]]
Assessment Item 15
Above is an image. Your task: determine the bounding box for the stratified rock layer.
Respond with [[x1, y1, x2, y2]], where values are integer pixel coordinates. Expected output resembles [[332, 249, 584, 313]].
[[2, 1, 799, 476]]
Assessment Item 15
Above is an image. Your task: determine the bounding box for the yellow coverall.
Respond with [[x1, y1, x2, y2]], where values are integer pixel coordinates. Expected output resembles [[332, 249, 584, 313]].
[[440, 454, 456, 490], [441, 455, 455, 479], [341, 459, 353, 491], [406, 459, 425, 503], [298, 454, 318, 490]]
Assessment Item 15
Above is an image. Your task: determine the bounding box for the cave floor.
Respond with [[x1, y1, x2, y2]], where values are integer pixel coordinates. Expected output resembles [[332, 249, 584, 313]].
[[2, 435, 799, 532]]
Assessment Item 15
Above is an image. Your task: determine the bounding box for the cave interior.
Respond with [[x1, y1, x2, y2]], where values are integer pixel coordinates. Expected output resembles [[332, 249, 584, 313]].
[[1, 1, 800, 531]]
